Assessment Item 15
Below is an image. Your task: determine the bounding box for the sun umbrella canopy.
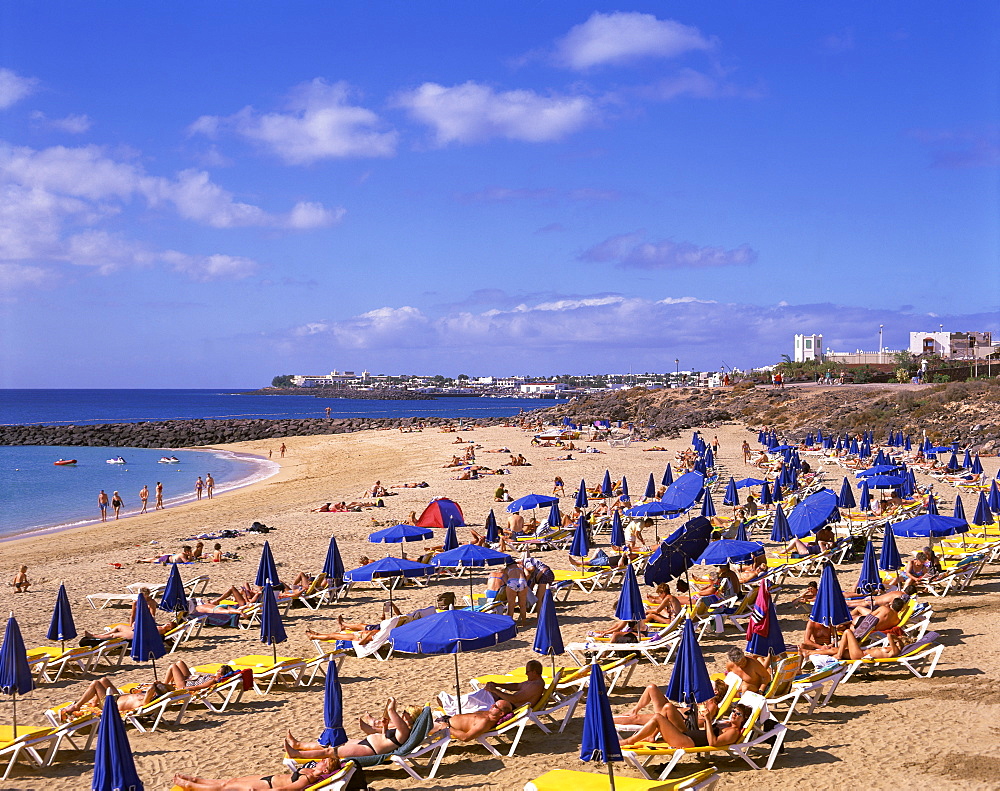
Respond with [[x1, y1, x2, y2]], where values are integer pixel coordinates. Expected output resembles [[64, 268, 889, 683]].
[[769, 479, 783, 503], [926, 494, 939, 515], [417, 498, 466, 527], [322, 536, 346, 581], [643, 516, 713, 585], [787, 489, 839, 539], [430, 545, 511, 569], [878, 527, 903, 571], [569, 515, 590, 557], [696, 539, 765, 566], [344, 556, 434, 582], [580, 660, 623, 770], [858, 481, 871, 512], [892, 513, 969, 538], [130, 596, 166, 666], [723, 477, 740, 507], [614, 565, 644, 622], [441, 523, 460, 552], [661, 465, 674, 487], [856, 540, 883, 594], [609, 511, 626, 548], [838, 477, 857, 509], [92, 693, 144, 791], [259, 583, 288, 650], [389, 609, 517, 654], [660, 472, 705, 513], [733, 521, 749, 542], [575, 480, 589, 509], [769, 503, 793, 543], [507, 493, 559, 513], [318, 659, 348, 748], [644, 474, 657, 500], [600, 470, 613, 497], [735, 478, 766, 489], [856, 465, 902, 477], [863, 475, 905, 489], [47, 584, 77, 644], [988, 481, 1000, 514], [624, 501, 670, 518], [972, 492, 994, 526], [620, 476, 630, 500], [0, 614, 33, 697], [547, 501, 561, 528], [159, 563, 188, 613], [255, 540, 279, 587], [952, 496, 966, 521], [533, 589, 563, 659], [665, 618, 715, 706], [484, 510, 501, 543], [369, 524, 434, 543], [810, 564, 852, 628], [700, 490, 717, 519], [971, 455, 984, 475], [746, 579, 785, 657]]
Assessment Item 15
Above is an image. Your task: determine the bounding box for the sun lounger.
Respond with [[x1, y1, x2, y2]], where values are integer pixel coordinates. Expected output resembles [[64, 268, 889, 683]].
[[346, 707, 448, 780], [839, 631, 944, 683], [193, 656, 306, 694], [85, 592, 139, 610], [475, 674, 562, 757], [525, 767, 720, 791], [29, 644, 102, 682], [0, 726, 57, 782], [566, 612, 685, 666], [121, 687, 193, 732]]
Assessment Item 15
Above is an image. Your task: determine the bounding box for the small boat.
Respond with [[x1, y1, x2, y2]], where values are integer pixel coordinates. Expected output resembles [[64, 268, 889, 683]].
[[158, 456, 180, 464], [106, 457, 127, 464], [53, 459, 77, 466]]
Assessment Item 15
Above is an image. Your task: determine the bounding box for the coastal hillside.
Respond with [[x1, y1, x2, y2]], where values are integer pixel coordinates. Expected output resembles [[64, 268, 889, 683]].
[[536, 379, 1000, 453]]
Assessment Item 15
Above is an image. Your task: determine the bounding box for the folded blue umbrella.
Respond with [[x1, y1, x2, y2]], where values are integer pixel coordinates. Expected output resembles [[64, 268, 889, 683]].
[[620, 476, 630, 501], [858, 481, 871, 512], [972, 492, 994, 526], [442, 522, 460, 552], [769, 503, 792, 543], [570, 515, 590, 557], [614, 565, 645, 622], [971, 455, 984, 475], [926, 494, 939, 515], [879, 526, 902, 571], [837, 477, 856, 509], [988, 481, 1000, 514], [259, 583, 288, 662], [580, 660, 623, 788], [703, 448, 714, 468], [159, 563, 188, 614], [962, 449, 972, 470], [665, 618, 715, 706], [758, 482, 773, 507], [745, 581, 786, 657], [255, 540, 279, 587], [533, 589, 564, 676], [856, 540, 883, 595], [769, 479, 782, 504], [700, 489, 717, 519], [484, 510, 500, 544], [318, 658, 348, 747], [953, 496, 966, 521], [600, 470, 613, 498], [945, 451, 960, 472], [369, 523, 434, 543], [92, 694, 144, 791], [575, 480, 589, 510], [644, 473, 657, 500], [787, 489, 839, 539], [507, 493, 559, 513], [609, 511, 626, 548], [723, 477, 740, 507], [322, 536, 346, 581], [47, 583, 77, 649], [810, 564, 852, 628], [661, 465, 674, 487], [130, 595, 166, 676], [547, 501, 561, 529], [733, 521, 749, 542], [892, 513, 969, 539], [0, 613, 34, 737], [696, 539, 765, 566]]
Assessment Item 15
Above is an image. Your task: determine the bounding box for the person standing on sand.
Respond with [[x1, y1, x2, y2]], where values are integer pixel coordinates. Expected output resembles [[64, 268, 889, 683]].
[[205, 474, 214, 499], [139, 484, 149, 514], [155, 482, 164, 510], [195, 477, 204, 500], [98, 490, 109, 522], [111, 491, 124, 520], [742, 440, 752, 464], [280, 443, 287, 458]]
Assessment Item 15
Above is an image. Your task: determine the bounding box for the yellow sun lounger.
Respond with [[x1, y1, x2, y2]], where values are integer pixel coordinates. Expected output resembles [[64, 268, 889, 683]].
[[525, 767, 719, 791]]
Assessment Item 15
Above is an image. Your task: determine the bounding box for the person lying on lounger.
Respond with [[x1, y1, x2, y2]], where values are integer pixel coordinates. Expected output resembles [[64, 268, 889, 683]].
[[620, 702, 751, 749], [614, 678, 727, 728], [480, 660, 546, 708], [60, 678, 173, 720], [849, 596, 906, 634], [173, 757, 339, 790], [803, 629, 907, 660], [284, 698, 421, 759], [305, 605, 407, 645], [163, 660, 237, 692], [432, 699, 514, 740], [725, 648, 772, 693]]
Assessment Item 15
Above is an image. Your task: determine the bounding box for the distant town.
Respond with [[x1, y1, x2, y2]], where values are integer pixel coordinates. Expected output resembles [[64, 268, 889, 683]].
[[271, 328, 998, 397]]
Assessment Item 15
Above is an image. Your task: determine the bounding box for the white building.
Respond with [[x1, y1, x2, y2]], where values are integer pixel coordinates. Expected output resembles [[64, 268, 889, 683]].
[[793, 334, 823, 362], [519, 382, 569, 394], [908, 331, 994, 360], [291, 370, 362, 387]]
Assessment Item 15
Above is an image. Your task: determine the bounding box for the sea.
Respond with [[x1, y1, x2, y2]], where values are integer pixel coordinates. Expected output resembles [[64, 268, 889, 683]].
[[0, 389, 560, 540]]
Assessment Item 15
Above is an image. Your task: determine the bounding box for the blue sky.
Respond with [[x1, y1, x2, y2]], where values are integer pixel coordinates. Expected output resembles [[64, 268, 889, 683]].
[[1, 2, 998, 387]]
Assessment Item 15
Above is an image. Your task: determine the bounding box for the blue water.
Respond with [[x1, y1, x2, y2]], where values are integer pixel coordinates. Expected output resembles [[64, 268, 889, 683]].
[[0, 389, 556, 426], [0, 389, 562, 538]]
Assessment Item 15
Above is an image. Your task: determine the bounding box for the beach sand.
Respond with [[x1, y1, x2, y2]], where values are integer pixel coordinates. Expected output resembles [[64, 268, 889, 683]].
[[3, 421, 999, 790]]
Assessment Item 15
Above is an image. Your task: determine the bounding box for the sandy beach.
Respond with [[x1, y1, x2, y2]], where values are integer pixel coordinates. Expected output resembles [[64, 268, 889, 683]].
[[3, 420, 999, 791]]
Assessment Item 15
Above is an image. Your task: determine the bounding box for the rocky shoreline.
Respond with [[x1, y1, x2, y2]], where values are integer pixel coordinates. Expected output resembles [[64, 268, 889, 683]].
[[0, 415, 505, 448], [238, 387, 433, 400]]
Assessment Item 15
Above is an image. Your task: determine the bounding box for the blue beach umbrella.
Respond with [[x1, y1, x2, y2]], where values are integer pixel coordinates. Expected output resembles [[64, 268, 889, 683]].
[[733, 521, 750, 542], [533, 589, 564, 677], [600, 470, 613, 498], [344, 556, 433, 606], [255, 540, 279, 587], [961, 449, 972, 470], [769, 479, 783, 504], [865, 475, 905, 489], [159, 563, 188, 614], [856, 465, 900, 477], [758, 481, 773, 507], [484, 510, 500, 544], [745, 580, 785, 658], [507, 493, 559, 513], [620, 476, 630, 501], [696, 539, 765, 566], [575, 481, 589, 510], [856, 540, 883, 595], [570, 515, 590, 557], [431, 544, 512, 604], [259, 583, 288, 663], [389, 609, 517, 714], [945, 451, 960, 472], [661, 472, 705, 513], [130, 595, 166, 679], [858, 481, 871, 512], [723, 477, 740, 507], [665, 618, 715, 706], [661, 465, 674, 487], [624, 501, 669, 518], [643, 516, 713, 585], [810, 564, 852, 629], [892, 513, 969, 539], [926, 494, 939, 515], [322, 536, 346, 582], [971, 455, 984, 476], [700, 489, 716, 519], [988, 481, 1000, 514], [644, 473, 657, 501], [838, 477, 856, 509], [580, 660, 623, 787], [787, 489, 839, 539], [704, 448, 714, 469], [879, 526, 903, 571], [547, 501, 561, 529], [735, 478, 766, 489], [442, 522, 460, 552], [770, 503, 792, 543], [318, 659, 348, 748], [91, 694, 143, 791], [953, 496, 966, 521], [609, 511, 626, 549], [614, 565, 645, 622], [972, 492, 994, 526], [47, 583, 77, 651], [0, 613, 34, 737], [905, 435, 912, 451], [369, 523, 434, 544]]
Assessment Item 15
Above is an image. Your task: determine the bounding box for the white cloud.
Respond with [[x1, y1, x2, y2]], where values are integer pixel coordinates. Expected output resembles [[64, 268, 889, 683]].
[[0, 68, 39, 110], [161, 251, 259, 281], [287, 201, 346, 229], [553, 12, 713, 70], [580, 231, 757, 269], [190, 79, 397, 164], [395, 81, 596, 146], [0, 262, 56, 292], [30, 111, 92, 134]]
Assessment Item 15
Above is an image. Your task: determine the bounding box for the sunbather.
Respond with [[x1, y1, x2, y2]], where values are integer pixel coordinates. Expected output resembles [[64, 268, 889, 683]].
[[614, 678, 727, 728], [481, 660, 546, 708], [60, 677, 173, 720], [173, 757, 339, 790], [645, 584, 682, 621], [136, 545, 196, 564], [588, 619, 651, 643], [285, 698, 421, 758], [433, 700, 514, 740], [792, 581, 818, 609], [782, 526, 835, 557], [725, 648, 772, 693], [804, 629, 907, 660], [163, 660, 237, 692], [305, 605, 405, 644], [620, 702, 751, 749], [903, 552, 932, 593], [850, 596, 906, 634], [800, 619, 838, 651]]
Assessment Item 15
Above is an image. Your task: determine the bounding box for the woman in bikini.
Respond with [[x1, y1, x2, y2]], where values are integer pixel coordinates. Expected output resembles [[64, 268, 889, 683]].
[[61, 678, 173, 721], [172, 757, 339, 790], [621, 702, 751, 750], [502, 560, 529, 626], [284, 698, 420, 759]]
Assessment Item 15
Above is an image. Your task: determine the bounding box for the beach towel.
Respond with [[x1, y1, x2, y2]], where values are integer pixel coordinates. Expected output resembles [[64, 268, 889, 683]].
[[438, 688, 496, 716]]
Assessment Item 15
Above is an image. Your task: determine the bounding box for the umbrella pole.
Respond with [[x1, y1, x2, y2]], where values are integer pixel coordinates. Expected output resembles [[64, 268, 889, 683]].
[[607, 758, 616, 791], [273, 641, 277, 664], [151, 655, 158, 682], [12, 692, 16, 739], [454, 653, 462, 715]]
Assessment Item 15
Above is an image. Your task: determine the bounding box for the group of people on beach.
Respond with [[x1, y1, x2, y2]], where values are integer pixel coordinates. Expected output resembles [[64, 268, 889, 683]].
[[97, 475, 215, 521]]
